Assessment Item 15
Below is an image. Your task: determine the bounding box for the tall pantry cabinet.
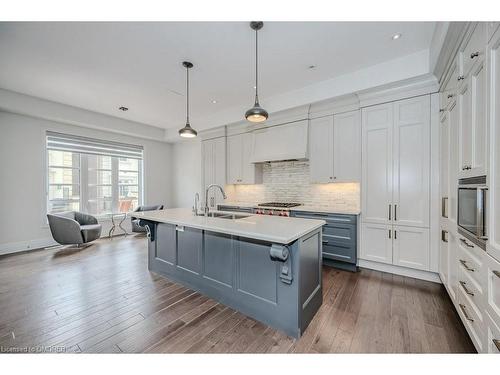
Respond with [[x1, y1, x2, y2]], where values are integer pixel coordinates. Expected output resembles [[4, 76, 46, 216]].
[[360, 95, 431, 271]]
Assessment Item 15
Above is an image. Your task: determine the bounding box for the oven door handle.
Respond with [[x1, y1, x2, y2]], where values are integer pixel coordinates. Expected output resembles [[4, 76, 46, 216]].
[[477, 188, 487, 239]]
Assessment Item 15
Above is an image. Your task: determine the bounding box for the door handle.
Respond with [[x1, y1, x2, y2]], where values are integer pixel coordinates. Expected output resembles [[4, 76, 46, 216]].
[[460, 238, 474, 248], [459, 281, 474, 296], [389, 204, 391, 221], [441, 230, 448, 243], [459, 259, 475, 272], [470, 52, 479, 59], [459, 304, 474, 322], [389, 229, 391, 239], [394, 205, 397, 221]]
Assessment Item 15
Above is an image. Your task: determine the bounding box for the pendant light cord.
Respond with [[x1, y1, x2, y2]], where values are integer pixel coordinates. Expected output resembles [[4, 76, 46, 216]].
[[186, 66, 190, 125], [254, 27, 259, 105]]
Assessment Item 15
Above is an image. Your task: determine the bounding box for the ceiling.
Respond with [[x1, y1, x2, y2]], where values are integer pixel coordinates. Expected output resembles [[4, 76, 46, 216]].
[[0, 22, 436, 131]]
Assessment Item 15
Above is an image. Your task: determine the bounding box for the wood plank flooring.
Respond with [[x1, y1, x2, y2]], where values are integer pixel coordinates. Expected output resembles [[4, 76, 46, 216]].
[[0, 236, 475, 353]]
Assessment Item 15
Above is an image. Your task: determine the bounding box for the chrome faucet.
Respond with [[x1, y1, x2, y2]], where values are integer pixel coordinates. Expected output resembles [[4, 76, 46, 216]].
[[192, 192, 200, 215], [204, 184, 227, 216]]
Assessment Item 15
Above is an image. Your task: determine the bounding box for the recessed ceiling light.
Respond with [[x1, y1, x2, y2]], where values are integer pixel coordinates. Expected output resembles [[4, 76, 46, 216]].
[[392, 33, 402, 40], [211, 100, 218, 104], [119, 106, 128, 111]]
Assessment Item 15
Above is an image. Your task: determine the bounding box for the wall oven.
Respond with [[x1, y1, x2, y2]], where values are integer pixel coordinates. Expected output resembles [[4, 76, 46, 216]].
[[457, 176, 487, 249]]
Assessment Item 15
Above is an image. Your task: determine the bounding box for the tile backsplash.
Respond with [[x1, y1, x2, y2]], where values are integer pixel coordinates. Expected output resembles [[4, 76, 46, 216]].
[[225, 161, 360, 212]]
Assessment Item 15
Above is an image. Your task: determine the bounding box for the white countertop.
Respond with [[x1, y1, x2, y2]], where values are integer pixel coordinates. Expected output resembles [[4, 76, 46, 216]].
[[133, 208, 325, 244], [219, 201, 361, 215]]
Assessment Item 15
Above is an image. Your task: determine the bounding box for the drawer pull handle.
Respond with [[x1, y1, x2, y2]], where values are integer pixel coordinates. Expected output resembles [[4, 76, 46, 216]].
[[470, 52, 479, 59], [459, 304, 474, 322], [447, 94, 454, 99], [494, 339, 500, 352], [493, 270, 500, 278], [459, 259, 475, 272], [322, 240, 329, 245], [460, 238, 474, 248], [458, 75, 465, 81], [441, 230, 448, 243], [459, 281, 474, 296]]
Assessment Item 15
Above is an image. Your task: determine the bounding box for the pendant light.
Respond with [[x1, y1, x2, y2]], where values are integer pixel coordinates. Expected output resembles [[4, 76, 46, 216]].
[[179, 61, 198, 138], [245, 21, 268, 123]]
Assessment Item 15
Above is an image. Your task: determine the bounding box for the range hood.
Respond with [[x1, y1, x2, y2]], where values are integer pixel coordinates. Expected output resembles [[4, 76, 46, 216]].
[[250, 120, 309, 163]]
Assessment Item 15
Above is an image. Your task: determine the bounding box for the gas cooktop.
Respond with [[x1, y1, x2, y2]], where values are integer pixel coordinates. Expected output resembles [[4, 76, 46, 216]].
[[257, 202, 302, 208]]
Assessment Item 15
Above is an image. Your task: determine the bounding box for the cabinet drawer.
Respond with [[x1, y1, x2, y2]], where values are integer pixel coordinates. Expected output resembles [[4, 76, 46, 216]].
[[458, 261, 484, 310], [458, 287, 485, 351], [292, 211, 357, 225], [322, 242, 356, 264], [486, 253, 500, 328], [323, 223, 356, 244], [457, 240, 485, 289], [461, 22, 486, 77], [486, 311, 500, 353]]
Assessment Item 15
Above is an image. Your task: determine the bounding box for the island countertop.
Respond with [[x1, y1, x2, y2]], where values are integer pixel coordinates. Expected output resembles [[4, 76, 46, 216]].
[[133, 208, 325, 244]]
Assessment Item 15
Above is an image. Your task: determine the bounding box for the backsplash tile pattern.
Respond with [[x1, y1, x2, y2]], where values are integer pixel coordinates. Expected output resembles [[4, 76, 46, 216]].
[[225, 161, 360, 212]]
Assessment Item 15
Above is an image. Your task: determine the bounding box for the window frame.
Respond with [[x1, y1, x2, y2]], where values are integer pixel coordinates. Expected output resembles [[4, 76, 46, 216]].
[[46, 145, 144, 218]]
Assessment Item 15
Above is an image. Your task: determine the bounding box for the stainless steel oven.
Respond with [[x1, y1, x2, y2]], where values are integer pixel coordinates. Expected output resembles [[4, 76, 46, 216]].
[[457, 176, 487, 249]]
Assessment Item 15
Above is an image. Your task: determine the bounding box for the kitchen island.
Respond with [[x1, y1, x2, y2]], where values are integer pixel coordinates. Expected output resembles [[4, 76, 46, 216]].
[[133, 208, 325, 338]]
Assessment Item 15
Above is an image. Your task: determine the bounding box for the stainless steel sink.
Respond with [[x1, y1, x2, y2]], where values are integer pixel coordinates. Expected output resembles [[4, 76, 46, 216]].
[[197, 212, 250, 220]]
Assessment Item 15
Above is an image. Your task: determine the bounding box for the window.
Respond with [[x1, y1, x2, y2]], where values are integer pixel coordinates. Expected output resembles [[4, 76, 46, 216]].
[[46, 132, 143, 216]]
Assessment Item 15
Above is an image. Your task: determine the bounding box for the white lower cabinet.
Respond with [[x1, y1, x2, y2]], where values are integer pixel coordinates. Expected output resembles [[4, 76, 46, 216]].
[[393, 226, 430, 271], [486, 253, 500, 328], [360, 223, 392, 264], [486, 311, 500, 353], [439, 227, 449, 285]]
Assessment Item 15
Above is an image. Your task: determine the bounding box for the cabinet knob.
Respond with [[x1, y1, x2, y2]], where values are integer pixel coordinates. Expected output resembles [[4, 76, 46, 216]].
[[329, 176, 333, 180], [333, 176, 336, 180], [439, 108, 445, 112], [470, 52, 479, 59]]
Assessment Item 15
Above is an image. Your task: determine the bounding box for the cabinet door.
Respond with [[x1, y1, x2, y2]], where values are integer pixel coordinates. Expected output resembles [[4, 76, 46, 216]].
[[393, 225, 430, 271], [227, 134, 242, 184], [360, 222, 392, 264], [212, 137, 226, 207], [440, 111, 449, 209], [449, 100, 460, 222], [309, 116, 334, 183], [333, 110, 361, 182], [470, 59, 487, 177], [362, 103, 393, 225], [458, 78, 473, 176], [241, 132, 261, 184], [489, 27, 500, 262], [393, 96, 430, 228], [440, 228, 449, 284], [447, 230, 458, 302], [202, 140, 214, 200]]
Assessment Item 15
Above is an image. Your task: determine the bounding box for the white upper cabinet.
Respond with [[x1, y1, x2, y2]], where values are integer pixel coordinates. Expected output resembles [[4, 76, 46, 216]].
[[309, 110, 361, 184], [251, 120, 308, 163], [458, 23, 488, 178], [393, 96, 430, 228], [201, 137, 226, 208], [309, 116, 334, 183], [227, 133, 262, 185], [362, 103, 393, 225], [333, 111, 361, 182], [460, 22, 486, 78]]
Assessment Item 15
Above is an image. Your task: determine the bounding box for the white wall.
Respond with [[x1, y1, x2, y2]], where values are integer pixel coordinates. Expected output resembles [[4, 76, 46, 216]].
[[0, 111, 172, 254], [171, 140, 202, 208]]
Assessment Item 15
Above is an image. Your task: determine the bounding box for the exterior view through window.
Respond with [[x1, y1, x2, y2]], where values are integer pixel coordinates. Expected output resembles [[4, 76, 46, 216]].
[[46, 132, 143, 216]]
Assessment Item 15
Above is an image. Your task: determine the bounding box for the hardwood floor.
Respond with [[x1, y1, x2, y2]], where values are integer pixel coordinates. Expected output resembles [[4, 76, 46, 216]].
[[0, 236, 475, 353]]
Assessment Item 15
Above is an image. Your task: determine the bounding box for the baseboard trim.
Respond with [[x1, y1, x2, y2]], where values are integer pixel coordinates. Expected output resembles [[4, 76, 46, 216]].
[[0, 238, 57, 256], [358, 259, 441, 283]]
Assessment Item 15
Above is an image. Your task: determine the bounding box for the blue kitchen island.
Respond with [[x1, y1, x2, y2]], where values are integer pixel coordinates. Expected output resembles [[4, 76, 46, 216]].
[[134, 208, 325, 338]]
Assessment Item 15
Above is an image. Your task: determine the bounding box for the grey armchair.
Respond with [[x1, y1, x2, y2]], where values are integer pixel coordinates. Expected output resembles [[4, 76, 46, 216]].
[[47, 211, 102, 246], [130, 204, 164, 233]]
